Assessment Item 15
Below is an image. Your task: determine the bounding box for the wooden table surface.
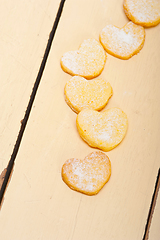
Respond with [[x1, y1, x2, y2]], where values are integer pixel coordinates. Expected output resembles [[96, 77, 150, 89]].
[[0, 0, 160, 239], [0, 0, 61, 173]]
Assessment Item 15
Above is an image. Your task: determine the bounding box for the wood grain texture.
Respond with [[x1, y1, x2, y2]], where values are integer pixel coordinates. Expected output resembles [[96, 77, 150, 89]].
[[0, 0, 160, 239], [0, 0, 61, 173]]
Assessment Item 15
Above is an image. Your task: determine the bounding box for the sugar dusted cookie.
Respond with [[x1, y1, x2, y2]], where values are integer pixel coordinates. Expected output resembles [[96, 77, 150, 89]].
[[123, 0, 160, 27], [76, 108, 128, 151], [60, 39, 106, 79], [99, 21, 145, 60], [64, 76, 113, 113], [62, 151, 111, 195]]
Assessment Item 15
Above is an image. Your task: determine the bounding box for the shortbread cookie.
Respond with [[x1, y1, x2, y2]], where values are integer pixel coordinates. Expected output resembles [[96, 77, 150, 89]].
[[76, 108, 128, 151], [60, 39, 106, 79], [123, 0, 160, 27], [99, 21, 145, 60], [62, 151, 111, 195], [64, 76, 113, 113]]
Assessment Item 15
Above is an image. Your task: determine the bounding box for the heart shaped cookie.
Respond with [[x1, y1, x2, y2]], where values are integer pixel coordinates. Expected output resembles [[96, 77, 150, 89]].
[[60, 39, 106, 79], [123, 0, 160, 27], [62, 151, 111, 195], [64, 76, 113, 113], [76, 108, 128, 151], [99, 21, 145, 60]]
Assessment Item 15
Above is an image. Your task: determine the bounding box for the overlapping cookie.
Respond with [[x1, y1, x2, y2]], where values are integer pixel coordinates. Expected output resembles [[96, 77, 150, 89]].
[[76, 108, 128, 151], [60, 39, 106, 79], [62, 151, 111, 195], [64, 76, 113, 113], [99, 21, 145, 60], [123, 0, 160, 27]]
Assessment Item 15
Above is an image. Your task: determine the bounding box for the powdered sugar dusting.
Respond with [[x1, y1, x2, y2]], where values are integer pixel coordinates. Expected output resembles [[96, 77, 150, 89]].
[[100, 21, 145, 59], [63, 152, 111, 194], [64, 77, 112, 113], [125, 0, 160, 24], [77, 108, 128, 151], [61, 39, 106, 79], [98, 125, 113, 142], [117, 30, 133, 44]]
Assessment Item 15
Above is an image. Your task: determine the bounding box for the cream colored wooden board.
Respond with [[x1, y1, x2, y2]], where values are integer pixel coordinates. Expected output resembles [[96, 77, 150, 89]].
[[0, 0, 160, 239], [148, 189, 160, 240], [0, 0, 61, 173]]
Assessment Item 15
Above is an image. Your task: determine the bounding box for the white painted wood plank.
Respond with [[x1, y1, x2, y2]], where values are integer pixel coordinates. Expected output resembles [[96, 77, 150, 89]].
[[0, 0, 160, 239], [0, 0, 61, 173]]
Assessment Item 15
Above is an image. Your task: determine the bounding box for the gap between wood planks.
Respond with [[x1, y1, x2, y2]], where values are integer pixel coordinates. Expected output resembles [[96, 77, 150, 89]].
[[0, 1, 159, 239], [143, 168, 160, 240], [0, 0, 66, 207]]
